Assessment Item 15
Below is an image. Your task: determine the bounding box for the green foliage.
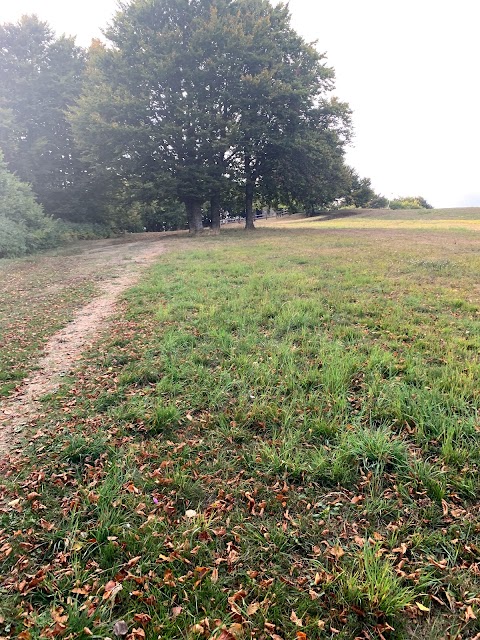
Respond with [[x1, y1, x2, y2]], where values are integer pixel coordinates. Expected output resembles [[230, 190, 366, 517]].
[[0, 15, 112, 224], [341, 167, 377, 208], [0, 146, 114, 259], [367, 194, 390, 209], [390, 196, 433, 210], [71, 0, 352, 233], [128, 198, 187, 232], [0, 150, 61, 258]]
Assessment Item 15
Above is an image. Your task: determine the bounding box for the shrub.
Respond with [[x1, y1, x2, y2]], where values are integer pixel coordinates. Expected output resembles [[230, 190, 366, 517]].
[[0, 150, 116, 258], [0, 216, 27, 257], [0, 150, 61, 257], [390, 196, 433, 210]]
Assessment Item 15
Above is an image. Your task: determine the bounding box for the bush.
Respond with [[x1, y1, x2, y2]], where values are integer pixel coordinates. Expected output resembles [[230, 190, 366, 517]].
[[0, 150, 62, 257], [0, 150, 117, 258], [390, 196, 433, 210], [0, 216, 27, 257]]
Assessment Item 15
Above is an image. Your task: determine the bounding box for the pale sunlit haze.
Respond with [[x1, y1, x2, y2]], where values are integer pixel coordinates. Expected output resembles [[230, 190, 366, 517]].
[[1, 0, 479, 207]]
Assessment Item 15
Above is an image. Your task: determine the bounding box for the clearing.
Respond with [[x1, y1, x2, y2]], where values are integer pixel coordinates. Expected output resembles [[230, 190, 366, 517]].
[[1, 209, 480, 640]]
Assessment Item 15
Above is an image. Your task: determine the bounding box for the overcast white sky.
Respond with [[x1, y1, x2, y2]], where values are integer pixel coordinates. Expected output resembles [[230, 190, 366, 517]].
[[1, 0, 479, 207]]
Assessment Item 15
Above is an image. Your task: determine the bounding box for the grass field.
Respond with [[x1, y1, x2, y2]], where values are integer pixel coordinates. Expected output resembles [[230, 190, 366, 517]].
[[1, 209, 480, 639]]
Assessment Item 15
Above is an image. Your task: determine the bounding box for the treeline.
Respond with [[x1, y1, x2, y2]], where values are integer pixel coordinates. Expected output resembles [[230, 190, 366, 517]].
[[0, 0, 389, 250]]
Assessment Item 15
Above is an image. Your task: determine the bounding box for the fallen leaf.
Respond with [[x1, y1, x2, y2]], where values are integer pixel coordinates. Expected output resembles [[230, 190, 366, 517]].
[[416, 602, 430, 613], [133, 613, 152, 626], [330, 545, 345, 560], [290, 611, 303, 627], [465, 605, 477, 621]]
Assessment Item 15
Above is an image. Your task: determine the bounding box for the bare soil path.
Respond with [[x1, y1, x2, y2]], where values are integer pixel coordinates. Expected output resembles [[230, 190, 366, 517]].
[[0, 233, 169, 456]]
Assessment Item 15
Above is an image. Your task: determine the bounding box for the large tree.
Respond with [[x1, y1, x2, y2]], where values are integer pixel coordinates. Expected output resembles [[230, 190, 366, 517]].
[[0, 16, 96, 221], [258, 100, 351, 213], [71, 0, 351, 234], [72, 1, 232, 234], [220, 1, 351, 228]]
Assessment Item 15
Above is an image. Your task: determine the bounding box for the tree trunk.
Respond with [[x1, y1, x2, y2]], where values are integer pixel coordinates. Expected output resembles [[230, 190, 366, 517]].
[[245, 179, 255, 230], [185, 198, 204, 235], [244, 154, 255, 230], [210, 192, 221, 235]]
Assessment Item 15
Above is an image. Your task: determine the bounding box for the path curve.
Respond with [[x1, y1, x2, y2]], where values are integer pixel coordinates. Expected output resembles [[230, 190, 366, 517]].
[[0, 238, 166, 456]]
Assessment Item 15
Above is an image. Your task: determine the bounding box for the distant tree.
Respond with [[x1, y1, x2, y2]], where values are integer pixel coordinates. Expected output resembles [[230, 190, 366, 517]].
[[342, 168, 376, 208], [222, 0, 351, 229], [368, 195, 389, 209], [71, 1, 233, 234], [257, 99, 351, 214], [390, 196, 433, 210]]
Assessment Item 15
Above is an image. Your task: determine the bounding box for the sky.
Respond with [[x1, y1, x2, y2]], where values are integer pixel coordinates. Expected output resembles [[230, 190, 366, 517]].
[[1, 0, 479, 208]]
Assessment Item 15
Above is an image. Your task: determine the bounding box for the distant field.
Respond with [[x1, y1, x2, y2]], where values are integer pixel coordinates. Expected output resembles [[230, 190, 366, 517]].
[[330, 207, 480, 220], [261, 207, 480, 230], [1, 213, 480, 639]]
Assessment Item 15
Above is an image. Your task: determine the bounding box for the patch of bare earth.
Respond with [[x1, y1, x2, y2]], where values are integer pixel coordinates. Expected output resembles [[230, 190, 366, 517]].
[[0, 234, 168, 456]]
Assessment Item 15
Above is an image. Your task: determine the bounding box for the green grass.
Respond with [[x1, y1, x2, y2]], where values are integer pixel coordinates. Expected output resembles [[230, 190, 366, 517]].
[[1, 218, 480, 639]]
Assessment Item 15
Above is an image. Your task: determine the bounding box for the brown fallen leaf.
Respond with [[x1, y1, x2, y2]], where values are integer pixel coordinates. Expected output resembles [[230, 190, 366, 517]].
[[465, 605, 477, 621], [133, 613, 152, 626], [330, 545, 345, 560], [290, 611, 303, 627]]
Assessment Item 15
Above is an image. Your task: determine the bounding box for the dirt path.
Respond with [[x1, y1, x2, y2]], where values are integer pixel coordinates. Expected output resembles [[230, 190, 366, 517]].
[[0, 235, 168, 456]]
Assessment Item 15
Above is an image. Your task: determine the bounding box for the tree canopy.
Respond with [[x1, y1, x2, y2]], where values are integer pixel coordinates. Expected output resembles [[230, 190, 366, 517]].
[[0, 1, 377, 238], [71, 0, 352, 233], [0, 16, 93, 220]]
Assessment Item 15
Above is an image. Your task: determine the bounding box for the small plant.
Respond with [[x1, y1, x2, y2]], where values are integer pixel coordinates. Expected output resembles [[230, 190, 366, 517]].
[[340, 544, 415, 618], [61, 433, 108, 464], [146, 403, 181, 435], [334, 425, 408, 482]]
